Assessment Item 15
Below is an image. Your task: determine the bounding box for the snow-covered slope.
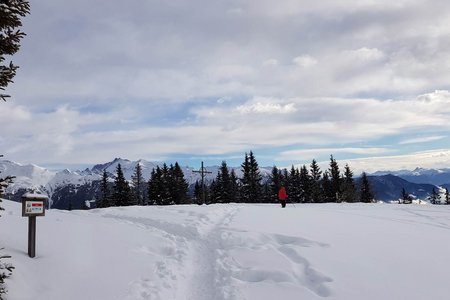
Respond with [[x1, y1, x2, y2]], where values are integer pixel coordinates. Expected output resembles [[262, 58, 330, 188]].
[[0, 160, 54, 193], [1, 200, 450, 300]]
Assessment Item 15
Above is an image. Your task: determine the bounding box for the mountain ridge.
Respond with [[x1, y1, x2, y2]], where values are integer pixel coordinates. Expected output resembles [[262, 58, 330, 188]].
[[1, 158, 448, 209]]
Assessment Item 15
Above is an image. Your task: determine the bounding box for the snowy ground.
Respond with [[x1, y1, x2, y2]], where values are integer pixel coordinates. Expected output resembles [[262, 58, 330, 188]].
[[1, 200, 450, 300]]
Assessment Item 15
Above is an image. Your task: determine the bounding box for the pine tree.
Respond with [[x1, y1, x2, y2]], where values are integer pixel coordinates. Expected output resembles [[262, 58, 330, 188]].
[[1, 3, 30, 296], [131, 163, 145, 205], [96, 170, 109, 208], [310, 159, 322, 203], [341, 164, 357, 203], [0, 171, 15, 300], [269, 166, 282, 203], [0, 0, 30, 101], [170, 162, 188, 204], [445, 188, 449, 205], [0, 246, 14, 299], [160, 163, 172, 205], [287, 165, 302, 203], [193, 180, 203, 205], [211, 161, 234, 203], [328, 155, 341, 202], [401, 188, 412, 204], [229, 169, 240, 203], [112, 164, 132, 206], [299, 165, 311, 203], [428, 188, 441, 205], [321, 171, 334, 202], [208, 179, 217, 204], [147, 168, 159, 205], [240, 151, 263, 203], [359, 172, 374, 203]]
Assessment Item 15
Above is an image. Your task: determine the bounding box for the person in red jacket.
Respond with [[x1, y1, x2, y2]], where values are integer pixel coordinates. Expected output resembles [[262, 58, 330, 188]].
[[278, 186, 287, 208]]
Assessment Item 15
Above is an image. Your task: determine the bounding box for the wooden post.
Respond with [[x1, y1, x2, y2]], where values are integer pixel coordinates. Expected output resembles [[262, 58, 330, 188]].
[[22, 193, 47, 258], [28, 216, 36, 258]]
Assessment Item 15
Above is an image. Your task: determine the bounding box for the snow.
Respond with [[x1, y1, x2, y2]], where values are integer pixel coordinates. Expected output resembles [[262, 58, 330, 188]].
[[1, 200, 450, 300], [21, 193, 49, 200]]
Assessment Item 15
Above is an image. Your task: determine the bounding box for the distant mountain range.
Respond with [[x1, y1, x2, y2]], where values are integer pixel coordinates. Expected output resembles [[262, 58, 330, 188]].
[[372, 168, 450, 185], [1, 158, 449, 209]]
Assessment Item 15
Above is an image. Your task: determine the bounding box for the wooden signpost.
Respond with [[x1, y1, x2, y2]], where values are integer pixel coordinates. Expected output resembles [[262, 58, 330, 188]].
[[22, 193, 48, 258]]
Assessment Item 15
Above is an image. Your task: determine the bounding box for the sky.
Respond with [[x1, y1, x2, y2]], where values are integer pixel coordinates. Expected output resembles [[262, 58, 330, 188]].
[[2, 0, 450, 172]]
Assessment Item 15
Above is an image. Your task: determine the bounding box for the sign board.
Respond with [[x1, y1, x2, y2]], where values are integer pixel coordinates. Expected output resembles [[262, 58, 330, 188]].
[[22, 194, 47, 217], [23, 201, 45, 216]]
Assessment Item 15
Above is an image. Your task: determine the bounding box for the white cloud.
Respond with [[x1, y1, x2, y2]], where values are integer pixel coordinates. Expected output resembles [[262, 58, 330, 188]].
[[343, 48, 385, 62], [399, 135, 446, 145], [293, 55, 317, 67], [5, 0, 450, 168], [236, 101, 296, 114], [279, 147, 392, 161]]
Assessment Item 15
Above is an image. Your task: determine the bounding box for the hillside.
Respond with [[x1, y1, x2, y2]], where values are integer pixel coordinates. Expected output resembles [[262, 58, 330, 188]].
[[1, 200, 450, 300], [365, 174, 436, 201]]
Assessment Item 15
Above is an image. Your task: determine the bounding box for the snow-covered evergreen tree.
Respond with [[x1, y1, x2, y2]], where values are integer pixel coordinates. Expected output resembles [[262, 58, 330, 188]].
[[428, 188, 440, 204], [400, 188, 412, 204]]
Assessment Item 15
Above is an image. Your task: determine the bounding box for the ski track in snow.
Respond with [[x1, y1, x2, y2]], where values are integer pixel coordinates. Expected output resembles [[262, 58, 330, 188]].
[[101, 205, 334, 299], [101, 206, 243, 300]]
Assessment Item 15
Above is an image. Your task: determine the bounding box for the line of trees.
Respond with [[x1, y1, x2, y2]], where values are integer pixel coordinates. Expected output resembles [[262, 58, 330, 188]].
[[200, 152, 374, 204], [95, 151, 375, 208], [97, 162, 189, 208], [427, 187, 450, 205]]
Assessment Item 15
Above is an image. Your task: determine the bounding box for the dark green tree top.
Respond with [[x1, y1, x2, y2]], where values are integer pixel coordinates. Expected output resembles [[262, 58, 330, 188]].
[[359, 172, 374, 203], [0, 0, 30, 101]]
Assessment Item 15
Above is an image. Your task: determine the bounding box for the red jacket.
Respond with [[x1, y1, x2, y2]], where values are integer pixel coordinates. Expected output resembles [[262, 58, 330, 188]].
[[278, 186, 287, 201]]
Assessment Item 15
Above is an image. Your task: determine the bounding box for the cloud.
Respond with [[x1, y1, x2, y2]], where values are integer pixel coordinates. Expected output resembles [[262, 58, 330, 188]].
[[293, 55, 317, 67], [236, 100, 297, 114], [4, 0, 450, 168], [262, 59, 279, 67], [279, 147, 392, 162], [399, 135, 447, 145]]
